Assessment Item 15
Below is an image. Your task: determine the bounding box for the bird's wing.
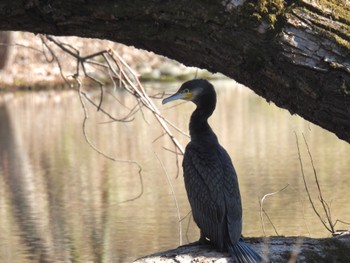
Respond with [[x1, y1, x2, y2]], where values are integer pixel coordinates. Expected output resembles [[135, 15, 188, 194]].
[[217, 146, 242, 244], [183, 142, 226, 250]]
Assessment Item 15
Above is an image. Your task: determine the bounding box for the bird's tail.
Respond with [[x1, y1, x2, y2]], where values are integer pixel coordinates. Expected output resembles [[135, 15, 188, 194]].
[[227, 239, 265, 263]]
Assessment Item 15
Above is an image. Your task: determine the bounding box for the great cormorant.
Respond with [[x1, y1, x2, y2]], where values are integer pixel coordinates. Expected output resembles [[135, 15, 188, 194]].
[[162, 79, 263, 263]]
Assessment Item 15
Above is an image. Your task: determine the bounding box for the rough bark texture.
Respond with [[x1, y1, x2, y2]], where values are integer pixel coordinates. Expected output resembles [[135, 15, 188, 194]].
[[0, 0, 349, 142], [134, 234, 350, 263]]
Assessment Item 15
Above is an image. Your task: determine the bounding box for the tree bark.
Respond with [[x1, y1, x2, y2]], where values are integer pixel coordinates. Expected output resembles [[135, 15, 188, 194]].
[[0, 0, 349, 142], [134, 234, 350, 263]]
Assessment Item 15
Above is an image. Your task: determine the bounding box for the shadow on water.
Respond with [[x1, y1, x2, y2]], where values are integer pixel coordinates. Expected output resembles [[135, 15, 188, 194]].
[[0, 104, 52, 262], [0, 80, 350, 262], [0, 94, 106, 263]]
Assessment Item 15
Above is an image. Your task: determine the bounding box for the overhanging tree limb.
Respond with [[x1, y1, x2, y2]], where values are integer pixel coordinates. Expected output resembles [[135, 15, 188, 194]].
[[0, 0, 349, 142]]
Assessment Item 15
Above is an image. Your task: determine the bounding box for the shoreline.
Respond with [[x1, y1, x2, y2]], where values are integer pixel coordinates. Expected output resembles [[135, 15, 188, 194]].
[[0, 32, 225, 92]]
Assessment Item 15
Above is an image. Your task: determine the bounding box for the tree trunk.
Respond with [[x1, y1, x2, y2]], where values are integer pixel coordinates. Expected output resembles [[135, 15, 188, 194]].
[[134, 234, 350, 263], [0, 31, 12, 70], [0, 1, 349, 142]]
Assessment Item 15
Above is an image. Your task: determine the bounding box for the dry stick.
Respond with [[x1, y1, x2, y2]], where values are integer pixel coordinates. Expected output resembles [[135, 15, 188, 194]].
[[45, 36, 139, 124], [101, 53, 151, 122], [102, 52, 136, 95], [40, 36, 71, 86], [81, 87, 137, 123], [160, 144, 183, 179], [297, 133, 350, 234], [156, 114, 189, 138], [185, 213, 193, 243], [178, 210, 193, 243], [0, 42, 44, 53], [174, 147, 181, 179], [45, 35, 107, 110], [61, 38, 179, 145], [43, 35, 147, 201], [260, 206, 280, 236], [105, 50, 188, 140], [80, 91, 134, 122], [259, 184, 289, 236], [148, 91, 166, 99], [302, 134, 335, 232], [331, 214, 350, 236], [138, 100, 151, 125], [45, 35, 186, 202], [39, 36, 55, 63], [76, 76, 144, 203], [294, 133, 333, 233], [109, 49, 185, 155], [152, 132, 167, 144], [105, 90, 134, 111], [80, 61, 105, 111], [101, 52, 123, 90], [154, 152, 183, 246]]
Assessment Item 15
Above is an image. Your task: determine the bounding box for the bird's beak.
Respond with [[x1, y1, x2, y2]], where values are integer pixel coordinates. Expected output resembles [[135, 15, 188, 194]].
[[162, 92, 189, 104]]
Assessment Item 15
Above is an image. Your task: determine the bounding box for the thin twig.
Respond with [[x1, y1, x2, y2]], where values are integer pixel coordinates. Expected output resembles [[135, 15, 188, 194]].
[[295, 133, 333, 233], [259, 184, 289, 236], [41, 36, 71, 86], [179, 210, 193, 243], [109, 49, 185, 154], [334, 219, 350, 228], [302, 134, 335, 232], [76, 76, 143, 202], [41, 35, 188, 204], [262, 207, 280, 236], [154, 152, 182, 246], [80, 91, 134, 122]]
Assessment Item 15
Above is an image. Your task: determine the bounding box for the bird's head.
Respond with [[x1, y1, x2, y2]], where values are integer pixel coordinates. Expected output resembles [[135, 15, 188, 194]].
[[162, 79, 216, 107]]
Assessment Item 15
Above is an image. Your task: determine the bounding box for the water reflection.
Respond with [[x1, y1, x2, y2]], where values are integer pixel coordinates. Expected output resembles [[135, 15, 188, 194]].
[[0, 80, 349, 262]]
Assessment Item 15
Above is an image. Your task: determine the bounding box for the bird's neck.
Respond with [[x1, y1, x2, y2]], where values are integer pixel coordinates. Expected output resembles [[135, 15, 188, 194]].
[[189, 106, 218, 143]]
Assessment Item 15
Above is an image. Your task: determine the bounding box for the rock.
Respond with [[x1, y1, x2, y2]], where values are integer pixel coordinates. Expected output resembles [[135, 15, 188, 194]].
[[134, 234, 350, 263]]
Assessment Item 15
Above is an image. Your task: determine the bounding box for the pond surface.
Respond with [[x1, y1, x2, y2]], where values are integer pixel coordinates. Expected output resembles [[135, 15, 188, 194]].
[[0, 80, 349, 262]]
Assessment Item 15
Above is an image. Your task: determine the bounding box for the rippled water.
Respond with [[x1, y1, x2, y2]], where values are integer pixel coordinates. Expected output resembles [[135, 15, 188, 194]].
[[0, 80, 349, 262]]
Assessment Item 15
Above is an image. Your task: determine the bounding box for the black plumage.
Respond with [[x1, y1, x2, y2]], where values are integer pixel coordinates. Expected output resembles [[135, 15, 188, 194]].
[[163, 79, 263, 263]]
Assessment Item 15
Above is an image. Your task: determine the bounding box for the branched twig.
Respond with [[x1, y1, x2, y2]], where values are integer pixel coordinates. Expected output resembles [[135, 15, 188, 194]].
[[40, 36, 71, 86], [295, 132, 333, 233], [109, 49, 185, 154], [259, 184, 289, 236], [302, 134, 334, 230], [41, 34, 187, 204], [80, 91, 134, 122], [295, 132, 350, 235], [76, 76, 143, 203]]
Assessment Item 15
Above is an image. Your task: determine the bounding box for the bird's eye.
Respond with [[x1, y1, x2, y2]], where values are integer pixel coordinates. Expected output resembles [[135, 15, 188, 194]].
[[183, 89, 190, 93]]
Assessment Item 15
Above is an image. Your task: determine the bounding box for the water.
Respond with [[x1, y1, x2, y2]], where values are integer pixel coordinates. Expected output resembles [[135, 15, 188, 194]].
[[0, 80, 349, 262]]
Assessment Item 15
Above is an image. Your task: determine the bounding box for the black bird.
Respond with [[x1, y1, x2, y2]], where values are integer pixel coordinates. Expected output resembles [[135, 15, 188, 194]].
[[162, 79, 263, 263]]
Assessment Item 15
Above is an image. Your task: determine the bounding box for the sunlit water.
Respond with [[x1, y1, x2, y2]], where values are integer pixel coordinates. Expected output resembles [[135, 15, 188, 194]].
[[0, 80, 349, 262]]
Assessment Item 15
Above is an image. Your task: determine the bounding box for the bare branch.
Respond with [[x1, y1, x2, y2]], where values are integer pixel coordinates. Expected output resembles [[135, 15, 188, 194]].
[[76, 76, 144, 202], [259, 184, 289, 236], [38, 35, 188, 208], [154, 151, 182, 246], [295, 133, 333, 233], [80, 91, 134, 122], [302, 134, 335, 232]]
